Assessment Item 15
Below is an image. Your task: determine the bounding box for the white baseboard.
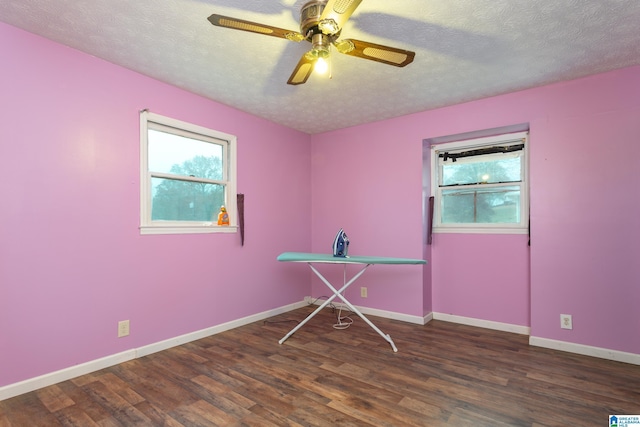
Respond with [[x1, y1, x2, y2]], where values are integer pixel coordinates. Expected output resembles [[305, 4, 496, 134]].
[[5, 301, 637, 401], [305, 297, 426, 325], [0, 350, 137, 402], [529, 336, 640, 366], [423, 311, 434, 324], [354, 305, 426, 325], [432, 312, 531, 335], [0, 300, 307, 401], [136, 300, 307, 358], [431, 312, 640, 366]]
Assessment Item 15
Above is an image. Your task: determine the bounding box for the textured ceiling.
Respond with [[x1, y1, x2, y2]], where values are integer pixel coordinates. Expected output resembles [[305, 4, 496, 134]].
[[2, 0, 640, 134]]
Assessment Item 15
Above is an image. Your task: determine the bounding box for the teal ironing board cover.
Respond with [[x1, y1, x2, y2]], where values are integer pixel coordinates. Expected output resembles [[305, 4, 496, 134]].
[[277, 252, 426, 265]]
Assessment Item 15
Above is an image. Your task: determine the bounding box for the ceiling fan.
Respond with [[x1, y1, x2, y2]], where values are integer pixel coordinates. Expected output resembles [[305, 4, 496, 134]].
[[208, 0, 415, 85]]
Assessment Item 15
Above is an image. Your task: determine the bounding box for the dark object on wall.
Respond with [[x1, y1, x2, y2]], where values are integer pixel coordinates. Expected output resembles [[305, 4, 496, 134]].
[[427, 196, 434, 245], [237, 193, 245, 246], [439, 143, 524, 162]]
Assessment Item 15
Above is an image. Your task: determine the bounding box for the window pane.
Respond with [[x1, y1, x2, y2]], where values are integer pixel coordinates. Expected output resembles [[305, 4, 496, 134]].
[[442, 156, 521, 186], [148, 129, 223, 180], [151, 177, 225, 221], [441, 186, 520, 224]]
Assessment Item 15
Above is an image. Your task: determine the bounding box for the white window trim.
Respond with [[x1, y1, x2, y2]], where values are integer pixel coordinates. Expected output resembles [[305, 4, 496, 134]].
[[430, 131, 529, 234], [139, 110, 237, 235]]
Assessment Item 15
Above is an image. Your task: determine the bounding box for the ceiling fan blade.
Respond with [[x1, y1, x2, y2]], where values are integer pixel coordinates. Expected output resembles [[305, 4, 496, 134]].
[[208, 14, 304, 42], [318, 0, 363, 35], [334, 38, 415, 67], [287, 52, 315, 85]]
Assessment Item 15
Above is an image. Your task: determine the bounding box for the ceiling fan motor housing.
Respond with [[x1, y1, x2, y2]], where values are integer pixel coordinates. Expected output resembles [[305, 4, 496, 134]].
[[300, 1, 340, 39], [300, 0, 339, 59]]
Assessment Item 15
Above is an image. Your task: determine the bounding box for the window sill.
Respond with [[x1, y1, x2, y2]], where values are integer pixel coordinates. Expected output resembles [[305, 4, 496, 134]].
[[433, 226, 528, 235], [140, 225, 238, 235]]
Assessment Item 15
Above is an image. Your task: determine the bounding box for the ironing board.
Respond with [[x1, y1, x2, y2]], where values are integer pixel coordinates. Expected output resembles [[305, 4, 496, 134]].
[[277, 252, 426, 352]]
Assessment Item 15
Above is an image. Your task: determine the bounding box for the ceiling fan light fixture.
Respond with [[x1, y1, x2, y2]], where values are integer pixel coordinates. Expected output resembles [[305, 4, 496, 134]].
[[304, 44, 330, 74], [309, 32, 331, 74], [305, 45, 330, 60], [315, 56, 329, 74], [311, 32, 331, 51]]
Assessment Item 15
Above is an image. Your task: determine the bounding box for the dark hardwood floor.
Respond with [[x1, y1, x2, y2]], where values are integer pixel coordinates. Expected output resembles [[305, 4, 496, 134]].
[[1, 305, 639, 426]]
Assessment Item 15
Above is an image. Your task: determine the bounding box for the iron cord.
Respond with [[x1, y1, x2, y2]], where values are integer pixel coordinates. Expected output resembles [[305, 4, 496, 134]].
[[303, 295, 356, 329]]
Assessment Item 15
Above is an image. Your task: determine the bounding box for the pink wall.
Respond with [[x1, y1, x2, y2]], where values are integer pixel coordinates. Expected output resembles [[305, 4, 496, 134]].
[[309, 122, 426, 316], [0, 23, 312, 386], [2, 20, 639, 389], [312, 66, 640, 356], [431, 234, 530, 326], [529, 90, 640, 351]]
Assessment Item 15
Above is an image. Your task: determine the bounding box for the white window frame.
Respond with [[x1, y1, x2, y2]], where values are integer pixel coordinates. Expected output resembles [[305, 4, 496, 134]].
[[139, 110, 237, 235], [430, 131, 529, 234]]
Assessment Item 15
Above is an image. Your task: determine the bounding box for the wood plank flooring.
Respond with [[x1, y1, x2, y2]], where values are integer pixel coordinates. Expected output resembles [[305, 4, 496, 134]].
[[1, 305, 639, 426]]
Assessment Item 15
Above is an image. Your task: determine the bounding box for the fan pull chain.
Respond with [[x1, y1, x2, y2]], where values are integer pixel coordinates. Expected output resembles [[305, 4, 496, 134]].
[[329, 47, 333, 80]]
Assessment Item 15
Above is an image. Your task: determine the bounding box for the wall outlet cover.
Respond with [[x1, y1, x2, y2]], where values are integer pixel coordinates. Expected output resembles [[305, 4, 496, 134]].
[[118, 320, 130, 337], [560, 314, 572, 330]]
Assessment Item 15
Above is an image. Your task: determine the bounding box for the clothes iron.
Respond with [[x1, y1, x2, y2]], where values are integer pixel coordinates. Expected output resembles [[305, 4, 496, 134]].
[[332, 228, 349, 257]]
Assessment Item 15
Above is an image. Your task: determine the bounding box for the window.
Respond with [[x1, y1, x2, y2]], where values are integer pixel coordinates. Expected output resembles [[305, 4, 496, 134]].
[[431, 131, 528, 234], [140, 111, 237, 235]]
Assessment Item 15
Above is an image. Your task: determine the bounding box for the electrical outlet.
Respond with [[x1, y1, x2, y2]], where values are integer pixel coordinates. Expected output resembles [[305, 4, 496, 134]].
[[560, 314, 572, 330], [118, 320, 130, 337], [361, 287, 367, 298]]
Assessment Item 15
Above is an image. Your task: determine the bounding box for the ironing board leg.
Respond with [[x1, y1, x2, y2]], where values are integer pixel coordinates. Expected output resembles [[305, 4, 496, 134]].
[[278, 293, 336, 345], [279, 263, 398, 352], [310, 264, 398, 352], [278, 263, 367, 345]]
